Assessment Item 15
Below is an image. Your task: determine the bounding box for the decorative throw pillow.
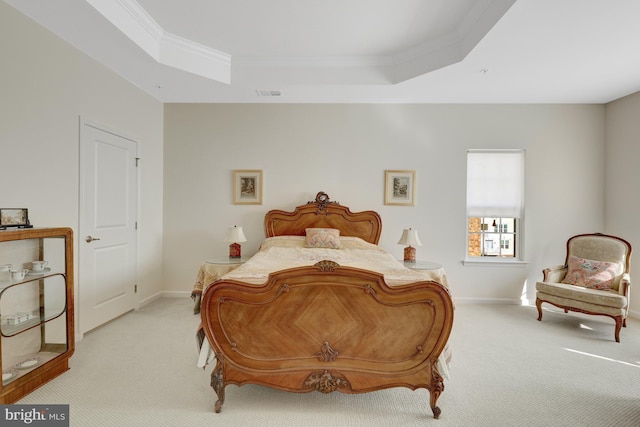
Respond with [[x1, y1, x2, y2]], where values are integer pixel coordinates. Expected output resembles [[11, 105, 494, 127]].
[[305, 228, 342, 249], [561, 255, 621, 291]]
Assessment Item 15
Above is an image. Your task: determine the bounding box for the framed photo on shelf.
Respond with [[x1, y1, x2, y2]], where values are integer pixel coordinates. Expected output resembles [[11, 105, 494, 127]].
[[0, 208, 32, 229], [233, 170, 263, 205], [384, 170, 416, 206]]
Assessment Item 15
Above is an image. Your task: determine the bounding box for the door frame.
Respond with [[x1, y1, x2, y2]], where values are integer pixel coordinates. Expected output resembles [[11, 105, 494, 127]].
[[78, 117, 139, 341]]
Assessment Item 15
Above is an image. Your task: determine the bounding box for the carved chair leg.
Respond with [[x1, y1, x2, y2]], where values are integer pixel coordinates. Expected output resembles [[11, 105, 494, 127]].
[[614, 316, 623, 343], [535, 298, 543, 321], [623, 318, 627, 328]]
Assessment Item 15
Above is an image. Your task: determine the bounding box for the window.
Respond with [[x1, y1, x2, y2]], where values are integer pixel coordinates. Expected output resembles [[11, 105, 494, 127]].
[[469, 217, 516, 257], [466, 150, 524, 260]]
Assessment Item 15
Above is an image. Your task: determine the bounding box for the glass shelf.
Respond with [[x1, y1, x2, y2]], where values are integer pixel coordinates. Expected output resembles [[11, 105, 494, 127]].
[[0, 271, 63, 291], [1, 309, 66, 337], [2, 351, 64, 386], [0, 273, 67, 337]]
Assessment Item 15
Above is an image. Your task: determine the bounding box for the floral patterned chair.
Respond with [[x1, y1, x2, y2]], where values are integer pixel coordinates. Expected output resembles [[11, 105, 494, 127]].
[[536, 233, 632, 342]]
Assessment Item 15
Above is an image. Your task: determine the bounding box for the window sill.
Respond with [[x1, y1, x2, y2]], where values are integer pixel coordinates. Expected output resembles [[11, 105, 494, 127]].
[[462, 258, 528, 267]]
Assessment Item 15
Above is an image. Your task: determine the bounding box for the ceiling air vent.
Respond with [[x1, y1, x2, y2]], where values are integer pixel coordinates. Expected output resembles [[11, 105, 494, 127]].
[[256, 90, 282, 97]]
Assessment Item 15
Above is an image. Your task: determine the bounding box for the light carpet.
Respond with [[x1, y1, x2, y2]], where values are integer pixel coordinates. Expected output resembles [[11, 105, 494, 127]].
[[17, 297, 640, 426]]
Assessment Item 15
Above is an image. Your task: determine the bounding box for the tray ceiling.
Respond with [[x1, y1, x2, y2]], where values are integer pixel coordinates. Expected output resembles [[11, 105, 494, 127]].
[[6, 0, 640, 103]]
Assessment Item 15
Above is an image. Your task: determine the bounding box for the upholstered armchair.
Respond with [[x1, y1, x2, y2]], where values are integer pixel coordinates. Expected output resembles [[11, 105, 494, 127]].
[[536, 233, 632, 342]]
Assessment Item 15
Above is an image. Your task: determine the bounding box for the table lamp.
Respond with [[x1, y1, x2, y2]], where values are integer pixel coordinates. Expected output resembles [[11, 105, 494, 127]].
[[398, 228, 422, 263], [226, 225, 247, 258]]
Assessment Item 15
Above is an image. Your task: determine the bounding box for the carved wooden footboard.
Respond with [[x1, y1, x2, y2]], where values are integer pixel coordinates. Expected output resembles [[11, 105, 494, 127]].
[[201, 260, 454, 419]]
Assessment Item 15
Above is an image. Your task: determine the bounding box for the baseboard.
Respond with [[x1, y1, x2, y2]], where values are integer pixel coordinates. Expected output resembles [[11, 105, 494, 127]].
[[160, 291, 193, 298], [453, 297, 523, 305], [138, 291, 191, 307], [136, 292, 163, 309]]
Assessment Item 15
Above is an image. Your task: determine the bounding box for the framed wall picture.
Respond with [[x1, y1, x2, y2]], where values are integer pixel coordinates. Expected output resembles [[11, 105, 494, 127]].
[[233, 170, 263, 205], [384, 170, 416, 206], [0, 208, 32, 229]]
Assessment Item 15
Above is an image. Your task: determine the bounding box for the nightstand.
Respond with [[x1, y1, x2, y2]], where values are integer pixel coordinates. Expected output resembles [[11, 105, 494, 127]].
[[402, 260, 448, 288], [192, 257, 247, 314], [403, 260, 443, 270], [205, 257, 247, 267]]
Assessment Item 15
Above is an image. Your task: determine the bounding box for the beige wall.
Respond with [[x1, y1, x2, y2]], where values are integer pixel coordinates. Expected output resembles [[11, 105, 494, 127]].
[[605, 91, 640, 314], [7, 0, 638, 320], [0, 2, 165, 334], [163, 103, 607, 307]]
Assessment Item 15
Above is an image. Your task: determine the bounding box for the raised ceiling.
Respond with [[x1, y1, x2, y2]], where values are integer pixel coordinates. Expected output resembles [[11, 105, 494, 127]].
[[7, 0, 640, 103]]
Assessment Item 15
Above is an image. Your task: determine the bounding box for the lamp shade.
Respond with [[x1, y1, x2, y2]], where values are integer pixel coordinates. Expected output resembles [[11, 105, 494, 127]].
[[397, 228, 422, 247], [226, 226, 247, 243]]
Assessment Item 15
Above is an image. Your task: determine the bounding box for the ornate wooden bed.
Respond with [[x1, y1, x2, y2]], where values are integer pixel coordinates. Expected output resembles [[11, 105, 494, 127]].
[[200, 192, 454, 419]]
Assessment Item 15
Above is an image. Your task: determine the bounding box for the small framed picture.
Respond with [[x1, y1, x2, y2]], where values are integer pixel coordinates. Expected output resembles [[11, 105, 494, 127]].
[[384, 170, 416, 206], [233, 170, 263, 205], [0, 208, 31, 228]]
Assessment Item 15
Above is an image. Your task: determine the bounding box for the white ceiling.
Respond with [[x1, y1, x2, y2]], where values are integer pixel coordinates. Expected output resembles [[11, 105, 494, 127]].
[[7, 0, 640, 104]]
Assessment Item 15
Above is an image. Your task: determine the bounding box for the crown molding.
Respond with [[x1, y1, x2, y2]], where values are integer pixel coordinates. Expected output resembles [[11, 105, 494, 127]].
[[233, 55, 394, 68], [87, 0, 231, 84]]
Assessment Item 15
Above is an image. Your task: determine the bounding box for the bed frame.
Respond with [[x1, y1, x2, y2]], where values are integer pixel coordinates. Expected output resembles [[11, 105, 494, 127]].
[[200, 192, 454, 419]]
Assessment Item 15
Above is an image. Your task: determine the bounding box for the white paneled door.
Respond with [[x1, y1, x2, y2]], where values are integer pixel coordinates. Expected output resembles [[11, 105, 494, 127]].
[[79, 119, 137, 337]]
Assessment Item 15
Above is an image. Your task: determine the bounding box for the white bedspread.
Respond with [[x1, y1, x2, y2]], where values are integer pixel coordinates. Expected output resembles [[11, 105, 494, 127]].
[[218, 235, 448, 288]]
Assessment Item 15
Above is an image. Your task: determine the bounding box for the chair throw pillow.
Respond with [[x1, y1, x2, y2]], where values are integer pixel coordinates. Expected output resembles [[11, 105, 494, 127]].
[[305, 228, 342, 249], [561, 255, 621, 291]]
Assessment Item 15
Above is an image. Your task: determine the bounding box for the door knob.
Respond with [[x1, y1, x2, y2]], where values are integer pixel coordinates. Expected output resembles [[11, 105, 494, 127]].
[[85, 235, 101, 243]]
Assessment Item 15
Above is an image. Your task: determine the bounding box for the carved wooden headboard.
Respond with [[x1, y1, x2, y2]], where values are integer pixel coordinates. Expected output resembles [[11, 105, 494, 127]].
[[263, 192, 382, 245]]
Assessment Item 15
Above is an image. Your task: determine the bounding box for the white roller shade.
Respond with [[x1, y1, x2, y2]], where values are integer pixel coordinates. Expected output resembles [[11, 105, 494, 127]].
[[466, 150, 524, 218]]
